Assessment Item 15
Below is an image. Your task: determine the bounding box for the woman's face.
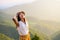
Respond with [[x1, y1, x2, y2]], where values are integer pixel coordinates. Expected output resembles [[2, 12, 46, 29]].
[[19, 13, 25, 19]]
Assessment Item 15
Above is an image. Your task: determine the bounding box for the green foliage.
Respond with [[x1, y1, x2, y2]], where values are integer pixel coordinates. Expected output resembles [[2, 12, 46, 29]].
[[32, 34, 40, 40], [0, 24, 19, 40], [0, 33, 14, 40]]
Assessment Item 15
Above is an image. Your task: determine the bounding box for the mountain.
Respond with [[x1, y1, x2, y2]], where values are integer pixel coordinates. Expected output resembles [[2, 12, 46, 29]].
[[51, 31, 60, 40]]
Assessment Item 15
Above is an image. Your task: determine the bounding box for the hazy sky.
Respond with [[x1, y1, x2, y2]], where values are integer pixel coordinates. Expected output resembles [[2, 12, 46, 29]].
[[0, 0, 60, 22], [0, 0, 36, 9], [28, 0, 60, 22]]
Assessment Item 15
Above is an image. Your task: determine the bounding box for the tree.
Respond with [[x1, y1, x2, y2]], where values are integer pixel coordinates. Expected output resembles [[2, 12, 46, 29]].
[[32, 34, 40, 40]]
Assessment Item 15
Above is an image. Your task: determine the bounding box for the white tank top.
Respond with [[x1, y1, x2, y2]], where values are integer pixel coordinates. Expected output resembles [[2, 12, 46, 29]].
[[17, 21, 29, 35]]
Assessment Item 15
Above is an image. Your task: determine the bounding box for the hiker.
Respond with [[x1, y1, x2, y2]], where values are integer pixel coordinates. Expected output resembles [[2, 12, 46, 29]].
[[12, 11, 31, 40]]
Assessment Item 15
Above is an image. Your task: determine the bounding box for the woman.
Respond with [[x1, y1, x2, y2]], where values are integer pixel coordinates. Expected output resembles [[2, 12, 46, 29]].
[[12, 11, 31, 40]]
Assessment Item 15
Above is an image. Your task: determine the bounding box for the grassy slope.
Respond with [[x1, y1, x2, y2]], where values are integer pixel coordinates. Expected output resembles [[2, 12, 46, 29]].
[[27, 16, 60, 40], [51, 31, 60, 40], [27, 17, 51, 40], [0, 12, 19, 40], [0, 33, 14, 40]]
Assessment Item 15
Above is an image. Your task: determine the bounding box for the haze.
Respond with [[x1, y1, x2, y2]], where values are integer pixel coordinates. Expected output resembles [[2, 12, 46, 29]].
[[0, 0, 60, 22]]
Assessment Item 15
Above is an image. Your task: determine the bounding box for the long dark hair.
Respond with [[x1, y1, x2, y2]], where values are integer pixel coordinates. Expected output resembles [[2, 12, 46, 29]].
[[17, 11, 25, 22]]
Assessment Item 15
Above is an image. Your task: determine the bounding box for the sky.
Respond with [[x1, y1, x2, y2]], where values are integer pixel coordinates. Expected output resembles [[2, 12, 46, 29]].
[[0, 0, 36, 9], [0, 0, 60, 22]]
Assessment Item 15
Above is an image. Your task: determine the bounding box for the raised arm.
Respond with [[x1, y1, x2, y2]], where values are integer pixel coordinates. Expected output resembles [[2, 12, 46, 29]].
[[12, 16, 19, 28]]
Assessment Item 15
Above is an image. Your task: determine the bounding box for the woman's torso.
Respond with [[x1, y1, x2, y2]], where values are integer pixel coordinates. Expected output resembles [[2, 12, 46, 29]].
[[17, 21, 29, 35]]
